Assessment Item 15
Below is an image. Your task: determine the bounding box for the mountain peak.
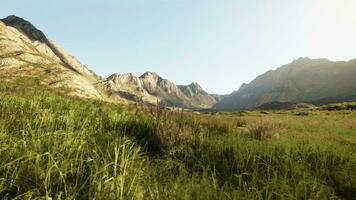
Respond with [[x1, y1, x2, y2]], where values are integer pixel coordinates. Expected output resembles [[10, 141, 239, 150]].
[[179, 81, 209, 97], [140, 71, 159, 78], [2, 15, 23, 22], [291, 57, 332, 66], [2, 15, 19, 21], [187, 82, 203, 91], [109, 72, 136, 78], [108, 72, 137, 81], [1, 15, 47, 42], [106, 73, 143, 90], [189, 81, 200, 86], [139, 72, 164, 84], [295, 57, 310, 61]]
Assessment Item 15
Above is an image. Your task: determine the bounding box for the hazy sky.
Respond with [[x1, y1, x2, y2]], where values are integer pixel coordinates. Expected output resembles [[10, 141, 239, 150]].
[[1, 0, 356, 94]]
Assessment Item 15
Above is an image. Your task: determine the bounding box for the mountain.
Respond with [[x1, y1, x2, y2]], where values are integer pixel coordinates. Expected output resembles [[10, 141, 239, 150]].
[[140, 72, 190, 107], [215, 57, 356, 111], [178, 82, 217, 108], [103, 73, 157, 104], [0, 15, 102, 99], [0, 15, 217, 109], [6, 15, 355, 111], [104, 72, 217, 108], [210, 94, 228, 102]]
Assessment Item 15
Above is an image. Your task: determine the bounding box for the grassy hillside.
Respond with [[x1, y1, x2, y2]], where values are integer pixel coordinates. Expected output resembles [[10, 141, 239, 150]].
[[0, 79, 355, 200]]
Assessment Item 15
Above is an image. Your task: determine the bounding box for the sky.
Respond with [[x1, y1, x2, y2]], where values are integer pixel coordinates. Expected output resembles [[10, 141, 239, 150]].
[[1, 0, 356, 94]]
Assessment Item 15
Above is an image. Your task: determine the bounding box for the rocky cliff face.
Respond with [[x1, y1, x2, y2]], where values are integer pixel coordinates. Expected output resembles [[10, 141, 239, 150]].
[[104, 72, 217, 108], [0, 15, 102, 99], [178, 82, 217, 108], [103, 73, 157, 104], [215, 57, 356, 111], [139, 72, 193, 107]]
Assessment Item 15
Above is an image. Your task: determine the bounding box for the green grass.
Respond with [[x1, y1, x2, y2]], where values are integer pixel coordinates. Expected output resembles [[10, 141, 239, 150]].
[[0, 79, 355, 199]]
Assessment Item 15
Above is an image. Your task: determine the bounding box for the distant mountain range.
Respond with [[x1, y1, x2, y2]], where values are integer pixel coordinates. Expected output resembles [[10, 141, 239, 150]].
[[1, 15, 356, 110], [215, 57, 356, 111]]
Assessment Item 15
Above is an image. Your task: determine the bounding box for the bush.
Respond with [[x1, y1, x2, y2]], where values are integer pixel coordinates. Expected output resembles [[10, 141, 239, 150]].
[[295, 111, 309, 116], [236, 118, 246, 127], [246, 121, 281, 140]]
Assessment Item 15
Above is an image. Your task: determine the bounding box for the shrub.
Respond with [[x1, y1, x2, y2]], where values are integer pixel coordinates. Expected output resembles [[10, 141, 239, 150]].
[[295, 111, 309, 116], [236, 118, 246, 127], [246, 121, 281, 140]]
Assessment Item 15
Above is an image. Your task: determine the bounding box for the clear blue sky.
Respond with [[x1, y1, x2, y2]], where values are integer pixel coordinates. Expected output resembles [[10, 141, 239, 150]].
[[2, 0, 356, 94]]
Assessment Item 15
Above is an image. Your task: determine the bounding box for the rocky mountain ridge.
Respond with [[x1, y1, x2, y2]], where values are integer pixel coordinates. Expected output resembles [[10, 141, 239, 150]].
[[104, 72, 217, 108]]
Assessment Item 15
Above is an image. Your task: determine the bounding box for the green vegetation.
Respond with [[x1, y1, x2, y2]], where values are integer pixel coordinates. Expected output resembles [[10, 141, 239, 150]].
[[0, 79, 355, 200], [320, 102, 356, 111]]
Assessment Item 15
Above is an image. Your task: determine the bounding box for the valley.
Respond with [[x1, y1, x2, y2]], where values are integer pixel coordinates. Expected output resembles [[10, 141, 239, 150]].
[[0, 78, 355, 199], [0, 15, 356, 200]]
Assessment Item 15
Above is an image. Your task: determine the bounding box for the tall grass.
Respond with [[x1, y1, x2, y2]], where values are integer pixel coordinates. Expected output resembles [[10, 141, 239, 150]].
[[0, 79, 355, 199]]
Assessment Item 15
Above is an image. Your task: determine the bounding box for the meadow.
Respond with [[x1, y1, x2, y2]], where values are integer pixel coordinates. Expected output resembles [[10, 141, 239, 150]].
[[0, 79, 355, 200]]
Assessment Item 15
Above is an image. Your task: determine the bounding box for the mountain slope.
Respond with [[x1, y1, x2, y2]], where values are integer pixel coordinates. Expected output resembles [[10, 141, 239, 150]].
[[141, 72, 195, 107], [0, 15, 102, 99], [215, 57, 356, 111], [103, 73, 157, 104], [104, 72, 217, 108], [178, 82, 217, 108]]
